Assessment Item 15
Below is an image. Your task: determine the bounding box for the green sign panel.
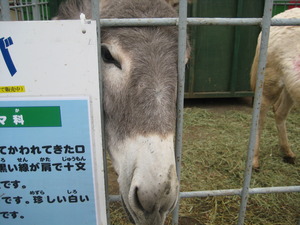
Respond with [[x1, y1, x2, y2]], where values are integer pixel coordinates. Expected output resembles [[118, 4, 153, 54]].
[[0, 106, 61, 127]]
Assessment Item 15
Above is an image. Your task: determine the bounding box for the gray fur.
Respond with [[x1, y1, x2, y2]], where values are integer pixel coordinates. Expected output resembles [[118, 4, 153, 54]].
[[57, 0, 179, 141], [56, 1, 187, 224]]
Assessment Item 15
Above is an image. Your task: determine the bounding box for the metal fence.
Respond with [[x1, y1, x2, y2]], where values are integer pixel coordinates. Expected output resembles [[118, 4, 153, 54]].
[[97, 1, 300, 224], [1, 0, 300, 224], [273, 0, 300, 15], [0, 0, 49, 21]]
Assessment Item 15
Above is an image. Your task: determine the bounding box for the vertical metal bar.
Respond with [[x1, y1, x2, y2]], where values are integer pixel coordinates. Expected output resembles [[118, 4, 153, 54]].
[[46, 4, 49, 20], [40, 0, 44, 20], [32, 0, 41, 20], [0, 0, 11, 21], [25, 0, 30, 21], [44, 0, 49, 20], [230, 0, 244, 95], [41, 3, 45, 20], [22, 0, 26, 20], [237, 0, 273, 224], [14, 0, 21, 21], [21, 3, 25, 21], [28, 0, 31, 20], [186, 1, 197, 98], [46, 0, 50, 20], [172, 0, 188, 224], [14, 0, 19, 21], [91, 0, 110, 224]]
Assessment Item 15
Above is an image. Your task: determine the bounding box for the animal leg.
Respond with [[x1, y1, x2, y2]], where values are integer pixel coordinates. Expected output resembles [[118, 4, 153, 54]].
[[273, 90, 296, 164], [253, 97, 270, 170]]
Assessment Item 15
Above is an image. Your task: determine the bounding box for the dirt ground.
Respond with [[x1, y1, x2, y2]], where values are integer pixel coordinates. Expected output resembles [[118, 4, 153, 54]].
[[184, 97, 253, 113], [107, 97, 300, 224], [107, 96, 300, 225]]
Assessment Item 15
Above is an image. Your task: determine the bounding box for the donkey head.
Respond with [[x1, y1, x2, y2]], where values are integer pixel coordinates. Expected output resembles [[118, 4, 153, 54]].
[[56, 0, 189, 224]]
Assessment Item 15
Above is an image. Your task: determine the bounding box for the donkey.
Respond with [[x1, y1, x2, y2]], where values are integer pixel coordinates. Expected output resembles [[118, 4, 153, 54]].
[[250, 8, 300, 170], [56, 0, 190, 224]]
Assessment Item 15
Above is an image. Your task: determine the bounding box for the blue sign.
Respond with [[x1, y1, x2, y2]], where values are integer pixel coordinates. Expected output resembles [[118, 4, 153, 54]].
[[0, 37, 17, 76], [0, 98, 97, 225]]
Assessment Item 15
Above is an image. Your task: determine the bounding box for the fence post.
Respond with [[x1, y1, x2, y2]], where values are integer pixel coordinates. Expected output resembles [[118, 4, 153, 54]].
[[32, 0, 41, 20], [91, 0, 111, 224], [0, 0, 11, 21], [237, 0, 274, 224], [172, 0, 188, 224]]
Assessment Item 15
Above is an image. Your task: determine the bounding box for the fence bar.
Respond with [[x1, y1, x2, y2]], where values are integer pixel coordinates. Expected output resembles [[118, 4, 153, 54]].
[[189, 18, 300, 26], [109, 185, 300, 202], [181, 186, 300, 198], [92, 0, 111, 224], [100, 18, 177, 26], [172, 0, 188, 224], [40, 2, 46, 20], [32, 0, 41, 20], [98, 17, 300, 27], [274, 3, 300, 6], [44, 2, 49, 20], [15, 0, 21, 21], [188, 17, 261, 26], [0, 0, 11, 21], [9, 3, 48, 9], [99, 18, 260, 27], [271, 18, 300, 25], [237, 0, 274, 224], [229, 0, 244, 95], [25, 0, 30, 22], [109, 195, 121, 202]]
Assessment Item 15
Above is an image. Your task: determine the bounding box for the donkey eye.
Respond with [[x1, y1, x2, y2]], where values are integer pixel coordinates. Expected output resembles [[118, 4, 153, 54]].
[[101, 45, 122, 70]]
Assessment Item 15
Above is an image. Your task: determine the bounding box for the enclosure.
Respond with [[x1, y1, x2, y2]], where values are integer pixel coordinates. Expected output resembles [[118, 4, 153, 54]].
[[1, 0, 300, 224]]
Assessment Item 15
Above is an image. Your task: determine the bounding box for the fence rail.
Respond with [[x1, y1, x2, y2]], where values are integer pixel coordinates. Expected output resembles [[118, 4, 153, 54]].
[[99, 17, 300, 27]]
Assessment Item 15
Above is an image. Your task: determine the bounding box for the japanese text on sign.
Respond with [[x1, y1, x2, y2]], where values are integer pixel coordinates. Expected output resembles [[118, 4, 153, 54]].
[[0, 99, 97, 225]]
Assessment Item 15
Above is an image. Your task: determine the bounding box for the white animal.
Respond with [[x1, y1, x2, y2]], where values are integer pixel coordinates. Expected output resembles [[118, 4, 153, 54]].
[[250, 8, 300, 170]]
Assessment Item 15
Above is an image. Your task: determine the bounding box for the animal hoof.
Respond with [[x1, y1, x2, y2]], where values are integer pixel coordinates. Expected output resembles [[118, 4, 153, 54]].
[[283, 156, 296, 164]]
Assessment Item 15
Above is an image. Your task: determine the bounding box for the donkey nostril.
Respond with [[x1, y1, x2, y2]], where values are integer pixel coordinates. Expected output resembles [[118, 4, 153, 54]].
[[134, 187, 144, 212]]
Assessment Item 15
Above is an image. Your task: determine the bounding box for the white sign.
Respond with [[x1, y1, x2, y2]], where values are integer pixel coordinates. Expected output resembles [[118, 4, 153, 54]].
[[0, 21, 107, 225]]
